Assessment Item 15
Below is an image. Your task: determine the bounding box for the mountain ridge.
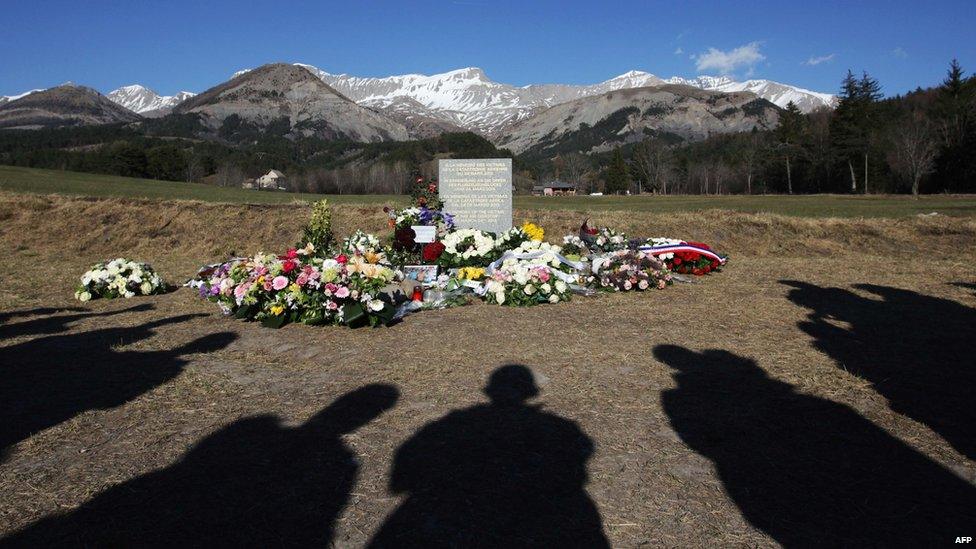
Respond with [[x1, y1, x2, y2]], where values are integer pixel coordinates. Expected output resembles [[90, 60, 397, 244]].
[[174, 63, 409, 142], [0, 84, 142, 129], [496, 84, 781, 155]]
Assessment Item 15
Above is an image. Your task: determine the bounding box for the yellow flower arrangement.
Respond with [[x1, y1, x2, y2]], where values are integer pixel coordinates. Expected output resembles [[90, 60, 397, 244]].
[[521, 222, 544, 242], [457, 266, 486, 280]]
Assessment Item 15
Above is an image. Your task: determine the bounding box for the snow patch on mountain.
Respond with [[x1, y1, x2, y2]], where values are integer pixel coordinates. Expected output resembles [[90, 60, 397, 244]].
[[665, 76, 835, 111], [0, 89, 46, 106]]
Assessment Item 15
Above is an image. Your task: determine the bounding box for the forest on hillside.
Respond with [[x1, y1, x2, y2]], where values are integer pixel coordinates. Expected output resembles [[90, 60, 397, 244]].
[[0, 61, 972, 195], [546, 60, 974, 195]]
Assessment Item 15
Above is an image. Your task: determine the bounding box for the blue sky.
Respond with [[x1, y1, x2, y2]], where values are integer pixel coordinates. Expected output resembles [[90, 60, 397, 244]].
[[2, 0, 974, 97]]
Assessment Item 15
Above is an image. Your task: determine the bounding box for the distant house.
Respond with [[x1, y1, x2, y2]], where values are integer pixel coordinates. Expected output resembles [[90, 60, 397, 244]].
[[253, 169, 288, 191], [531, 181, 577, 196]]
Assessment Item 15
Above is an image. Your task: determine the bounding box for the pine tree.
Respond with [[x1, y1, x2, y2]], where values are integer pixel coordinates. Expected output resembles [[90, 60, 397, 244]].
[[830, 70, 881, 193], [933, 59, 976, 191], [775, 101, 805, 194], [604, 148, 631, 194], [936, 59, 969, 147]]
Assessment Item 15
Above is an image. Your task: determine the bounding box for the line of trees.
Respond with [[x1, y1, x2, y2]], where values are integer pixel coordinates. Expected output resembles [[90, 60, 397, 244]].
[[539, 60, 975, 195]]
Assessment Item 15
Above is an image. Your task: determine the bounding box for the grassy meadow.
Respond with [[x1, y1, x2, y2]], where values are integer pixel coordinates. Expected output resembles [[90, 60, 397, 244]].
[[3, 165, 976, 218]]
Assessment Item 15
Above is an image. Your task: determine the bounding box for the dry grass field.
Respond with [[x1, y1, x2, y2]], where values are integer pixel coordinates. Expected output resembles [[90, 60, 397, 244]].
[[1, 191, 974, 546]]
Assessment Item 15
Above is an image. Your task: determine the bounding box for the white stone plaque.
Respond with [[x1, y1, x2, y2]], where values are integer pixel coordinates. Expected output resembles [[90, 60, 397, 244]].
[[438, 158, 512, 234]]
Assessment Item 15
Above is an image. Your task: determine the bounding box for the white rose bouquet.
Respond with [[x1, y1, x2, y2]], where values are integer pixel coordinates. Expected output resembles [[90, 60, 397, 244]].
[[75, 258, 166, 301], [438, 228, 499, 268]]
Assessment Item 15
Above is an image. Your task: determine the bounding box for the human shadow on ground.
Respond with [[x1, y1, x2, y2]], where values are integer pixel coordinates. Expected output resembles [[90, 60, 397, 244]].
[[0, 306, 87, 326], [782, 280, 976, 460], [1, 384, 399, 547], [369, 364, 609, 548], [0, 311, 236, 460], [655, 345, 976, 546], [0, 303, 153, 339]]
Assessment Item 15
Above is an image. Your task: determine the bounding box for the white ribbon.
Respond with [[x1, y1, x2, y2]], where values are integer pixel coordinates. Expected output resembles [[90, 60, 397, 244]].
[[484, 250, 584, 284]]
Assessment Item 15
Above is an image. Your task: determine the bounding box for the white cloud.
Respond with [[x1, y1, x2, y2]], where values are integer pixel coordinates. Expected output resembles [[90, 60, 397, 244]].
[[803, 53, 835, 66], [695, 42, 765, 75], [674, 47, 683, 55], [892, 47, 908, 59]]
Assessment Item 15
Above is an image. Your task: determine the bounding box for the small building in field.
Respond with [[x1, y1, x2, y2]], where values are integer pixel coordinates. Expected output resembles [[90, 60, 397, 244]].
[[531, 181, 577, 196], [255, 169, 288, 191]]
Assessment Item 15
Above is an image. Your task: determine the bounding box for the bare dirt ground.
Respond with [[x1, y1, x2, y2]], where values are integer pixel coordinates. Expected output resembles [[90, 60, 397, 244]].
[[1, 193, 975, 547]]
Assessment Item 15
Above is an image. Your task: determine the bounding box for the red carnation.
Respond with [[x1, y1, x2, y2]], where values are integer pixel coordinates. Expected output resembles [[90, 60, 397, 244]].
[[282, 260, 296, 274], [692, 268, 704, 276], [422, 241, 445, 261], [672, 257, 682, 266], [336, 254, 348, 264]]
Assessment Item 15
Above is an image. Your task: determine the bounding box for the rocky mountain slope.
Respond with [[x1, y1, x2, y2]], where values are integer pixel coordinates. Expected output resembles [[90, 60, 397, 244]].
[[496, 85, 780, 155], [107, 85, 196, 117], [175, 63, 408, 142], [0, 84, 142, 129]]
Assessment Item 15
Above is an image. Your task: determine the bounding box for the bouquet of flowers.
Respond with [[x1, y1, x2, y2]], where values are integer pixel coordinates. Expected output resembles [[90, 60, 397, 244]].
[[562, 220, 629, 256], [342, 230, 383, 256], [438, 228, 498, 268], [385, 205, 457, 255], [409, 174, 443, 210], [641, 238, 727, 276], [496, 221, 544, 252], [585, 250, 672, 291], [196, 244, 398, 328], [482, 260, 571, 306], [386, 206, 455, 234], [75, 258, 166, 301]]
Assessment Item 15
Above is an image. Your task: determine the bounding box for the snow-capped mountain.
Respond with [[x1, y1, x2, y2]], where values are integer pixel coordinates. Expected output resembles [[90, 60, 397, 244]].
[[238, 64, 833, 136], [0, 89, 45, 106], [106, 85, 196, 117]]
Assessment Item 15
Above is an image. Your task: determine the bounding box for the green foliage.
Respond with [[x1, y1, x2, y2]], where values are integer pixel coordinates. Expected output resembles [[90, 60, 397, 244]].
[[300, 199, 335, 254], [146, 145, 187, 181]]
